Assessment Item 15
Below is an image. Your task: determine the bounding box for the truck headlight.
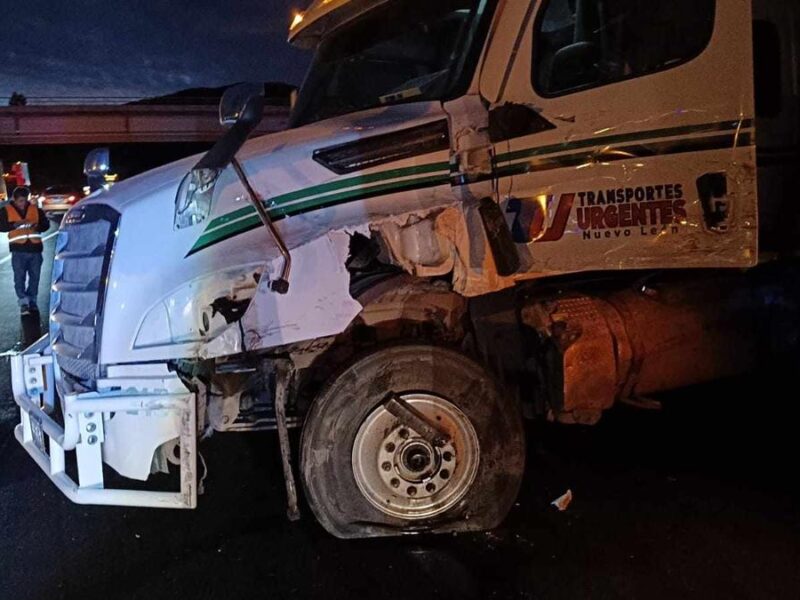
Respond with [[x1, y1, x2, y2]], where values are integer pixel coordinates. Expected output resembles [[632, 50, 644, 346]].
[[174, 168, 220, 229]]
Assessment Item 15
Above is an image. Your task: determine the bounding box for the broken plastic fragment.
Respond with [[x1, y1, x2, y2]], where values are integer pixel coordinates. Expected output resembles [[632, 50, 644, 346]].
[[551, 489, 573, 512]]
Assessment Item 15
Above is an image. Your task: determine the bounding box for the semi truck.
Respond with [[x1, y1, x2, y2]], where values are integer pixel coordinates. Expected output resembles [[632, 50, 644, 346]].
[[10, 0, 800, 538]]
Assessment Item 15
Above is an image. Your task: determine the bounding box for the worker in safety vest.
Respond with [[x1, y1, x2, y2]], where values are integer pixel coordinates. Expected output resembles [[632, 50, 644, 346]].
[[0, 187, 50, 315]]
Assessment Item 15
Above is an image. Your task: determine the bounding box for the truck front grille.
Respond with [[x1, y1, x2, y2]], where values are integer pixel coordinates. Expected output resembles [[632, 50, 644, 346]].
[[49, 204, 119, 387]]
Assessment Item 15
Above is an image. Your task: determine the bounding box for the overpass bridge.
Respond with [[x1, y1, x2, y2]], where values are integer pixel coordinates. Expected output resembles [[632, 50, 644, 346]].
[[0, 104, 290, 145]]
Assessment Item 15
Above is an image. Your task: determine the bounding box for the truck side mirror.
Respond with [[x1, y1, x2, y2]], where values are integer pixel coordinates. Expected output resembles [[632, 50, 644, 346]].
[[219, 83, 265, 128], [83, 148, 110, 176], [195, 84, 265, 171], [84, 148, 110, 193]]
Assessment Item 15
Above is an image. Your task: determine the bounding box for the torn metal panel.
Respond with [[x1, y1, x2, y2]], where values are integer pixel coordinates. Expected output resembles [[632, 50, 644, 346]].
[[373, 214, 453, 275], [432, 205, 518, 297], [102, 411, 182, 480], [356, 275, 468, 338], [134, 265, 262, 349], [444, 94, 494, 190], [373, 203, 519, 297], [202, 230, 364, 358]]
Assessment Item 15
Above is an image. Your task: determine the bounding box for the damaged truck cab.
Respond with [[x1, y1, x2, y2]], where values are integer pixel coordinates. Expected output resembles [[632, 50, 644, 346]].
[[11, 0, 800, 537]]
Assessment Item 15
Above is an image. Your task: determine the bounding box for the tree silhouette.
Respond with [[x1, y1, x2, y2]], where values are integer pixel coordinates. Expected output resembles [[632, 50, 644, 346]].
[[9, 92, 27, 106]]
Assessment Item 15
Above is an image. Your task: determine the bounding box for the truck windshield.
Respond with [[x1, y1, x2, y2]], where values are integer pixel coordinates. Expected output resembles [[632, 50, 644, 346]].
[[291, 0, 496, 127]]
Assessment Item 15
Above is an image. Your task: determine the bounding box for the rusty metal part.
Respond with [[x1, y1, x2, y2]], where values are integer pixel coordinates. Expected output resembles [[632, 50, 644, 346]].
[[619, 396, 663, 411], [273, 359, 300, 521], [522, 273, 776, 424], [523, 296, 620, 424], [384, 395, 451, 447]]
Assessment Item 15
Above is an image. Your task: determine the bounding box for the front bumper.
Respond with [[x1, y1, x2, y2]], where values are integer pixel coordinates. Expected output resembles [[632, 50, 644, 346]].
[[11, 335, 197, 509]]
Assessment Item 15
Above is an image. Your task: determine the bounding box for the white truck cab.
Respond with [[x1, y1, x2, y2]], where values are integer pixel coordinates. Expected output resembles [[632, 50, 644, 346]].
[[10, 0, 800, 537]]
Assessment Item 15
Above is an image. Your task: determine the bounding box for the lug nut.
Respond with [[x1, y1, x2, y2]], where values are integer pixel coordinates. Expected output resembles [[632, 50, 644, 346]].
[[426, 483, 436, 493], [385, 442, 396, 453], [381, 461, 392, 472], [398, 429, 409, 439], [440, 469, 450, 480], [443, 451, 453, 462], [407, 486, 417, 496], [390, 478, 400, 488]]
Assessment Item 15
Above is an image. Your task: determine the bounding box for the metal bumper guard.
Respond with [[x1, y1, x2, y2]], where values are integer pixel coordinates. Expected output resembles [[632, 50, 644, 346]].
[[11, 335, 197, 509]]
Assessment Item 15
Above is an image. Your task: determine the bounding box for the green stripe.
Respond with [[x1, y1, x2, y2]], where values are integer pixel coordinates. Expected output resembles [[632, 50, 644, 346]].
[[496, 119, 753, 165], [204, 161, 449, 232], [495, 132, 754, 178], [189, 173, 450, 255], [189, 118, 753, 256]]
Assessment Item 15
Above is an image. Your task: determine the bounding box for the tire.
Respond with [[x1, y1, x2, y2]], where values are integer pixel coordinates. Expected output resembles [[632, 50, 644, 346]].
[[300, 344, 525, 538]]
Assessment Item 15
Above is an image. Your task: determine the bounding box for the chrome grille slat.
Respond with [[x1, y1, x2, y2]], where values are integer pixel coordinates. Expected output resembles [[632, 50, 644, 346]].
[[55, 244, 106, 260], [50, 205, 119, 386], [52, 279, 101, 293], [51, 311, 96, 328]]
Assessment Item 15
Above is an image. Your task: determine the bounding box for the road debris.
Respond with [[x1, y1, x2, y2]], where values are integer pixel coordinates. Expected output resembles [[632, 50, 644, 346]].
[[551, 489, 573, 512]]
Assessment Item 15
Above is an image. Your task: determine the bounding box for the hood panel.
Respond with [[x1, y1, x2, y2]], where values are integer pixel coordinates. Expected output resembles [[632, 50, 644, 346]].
[[97, 101, 455, 364]]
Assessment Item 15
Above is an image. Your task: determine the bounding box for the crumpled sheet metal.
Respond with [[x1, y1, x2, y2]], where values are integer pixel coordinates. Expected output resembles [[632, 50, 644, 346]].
[[357, 275, 467, 336], [102, 410, 182, 481], [374, 151, 760, 300], [375, 203, 518, 298], [202, 229, 364, 358]]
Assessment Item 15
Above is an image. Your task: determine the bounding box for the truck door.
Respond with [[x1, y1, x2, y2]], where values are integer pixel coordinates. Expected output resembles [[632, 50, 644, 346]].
[[481, 0, 757, 276]]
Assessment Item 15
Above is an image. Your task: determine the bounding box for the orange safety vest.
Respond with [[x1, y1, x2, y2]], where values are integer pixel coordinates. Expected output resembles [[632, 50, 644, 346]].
[[6, 203, 43, 245]]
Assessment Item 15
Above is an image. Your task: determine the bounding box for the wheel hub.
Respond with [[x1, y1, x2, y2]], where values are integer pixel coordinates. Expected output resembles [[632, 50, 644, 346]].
[[352, 393, 479, 520]]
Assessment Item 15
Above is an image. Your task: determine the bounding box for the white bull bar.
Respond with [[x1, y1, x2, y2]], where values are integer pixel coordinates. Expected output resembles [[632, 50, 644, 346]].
[[11, 335, 197, 509]]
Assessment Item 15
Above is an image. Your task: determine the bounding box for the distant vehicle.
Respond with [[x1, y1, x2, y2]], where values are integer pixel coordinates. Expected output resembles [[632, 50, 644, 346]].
[[37, 185, 82, 216]]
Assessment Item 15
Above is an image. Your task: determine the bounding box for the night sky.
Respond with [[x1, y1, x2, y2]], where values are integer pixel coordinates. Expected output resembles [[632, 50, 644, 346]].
[[1, 0, 311, 104]]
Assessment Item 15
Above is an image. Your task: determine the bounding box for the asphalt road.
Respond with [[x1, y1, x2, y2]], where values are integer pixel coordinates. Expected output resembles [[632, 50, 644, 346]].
[[0, 230, 798, 600]]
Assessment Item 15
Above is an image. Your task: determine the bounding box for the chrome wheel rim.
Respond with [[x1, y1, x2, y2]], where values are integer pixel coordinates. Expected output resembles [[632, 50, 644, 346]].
[[352, 393, 479, 520]]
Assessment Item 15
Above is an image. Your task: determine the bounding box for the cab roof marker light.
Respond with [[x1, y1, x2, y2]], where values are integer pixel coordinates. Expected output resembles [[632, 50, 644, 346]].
[[290, 12, 304, 30]]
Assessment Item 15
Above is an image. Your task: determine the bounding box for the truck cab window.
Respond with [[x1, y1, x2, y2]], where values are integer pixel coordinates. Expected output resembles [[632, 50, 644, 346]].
[[533, 0, 716, 97], [291, 0, 496, 127]]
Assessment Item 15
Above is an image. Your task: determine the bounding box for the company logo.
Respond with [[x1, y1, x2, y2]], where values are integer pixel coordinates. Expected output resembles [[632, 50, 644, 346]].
[[506, 183, 688, 244]]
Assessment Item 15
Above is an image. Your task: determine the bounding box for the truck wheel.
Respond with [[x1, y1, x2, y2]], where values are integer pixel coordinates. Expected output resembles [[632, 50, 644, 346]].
[[300, 345, 525, 538]]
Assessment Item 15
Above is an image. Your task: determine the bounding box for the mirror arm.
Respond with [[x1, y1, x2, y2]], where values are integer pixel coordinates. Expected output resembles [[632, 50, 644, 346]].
[[231, 158, 291, 294], [195, 120, 257, 172]]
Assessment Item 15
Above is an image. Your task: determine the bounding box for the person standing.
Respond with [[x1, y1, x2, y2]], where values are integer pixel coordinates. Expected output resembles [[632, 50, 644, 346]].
[[0, 186, 50, 314]]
